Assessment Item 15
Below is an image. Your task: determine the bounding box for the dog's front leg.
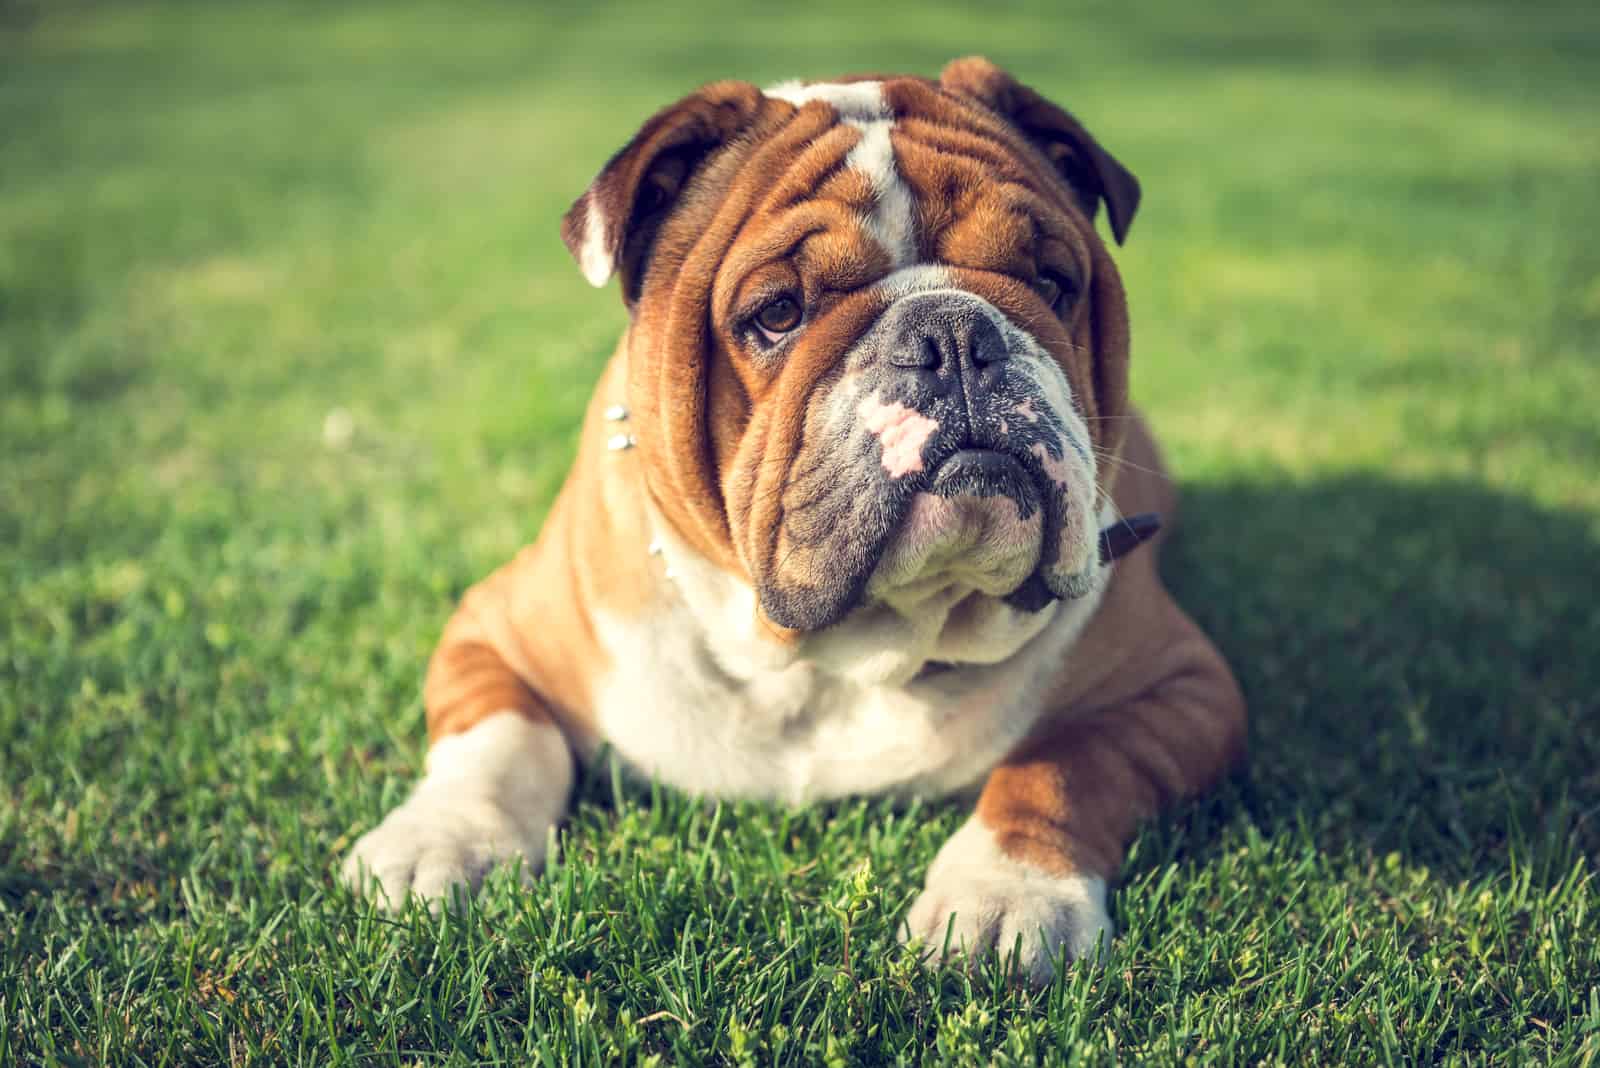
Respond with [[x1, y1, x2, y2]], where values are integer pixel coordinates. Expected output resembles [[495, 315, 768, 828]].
[[903, 614, 1246, 983], [341, 574, 575, 910]]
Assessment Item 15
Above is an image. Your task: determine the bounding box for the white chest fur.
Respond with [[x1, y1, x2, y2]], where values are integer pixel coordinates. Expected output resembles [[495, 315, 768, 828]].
[[589, 548, 1107, 805]]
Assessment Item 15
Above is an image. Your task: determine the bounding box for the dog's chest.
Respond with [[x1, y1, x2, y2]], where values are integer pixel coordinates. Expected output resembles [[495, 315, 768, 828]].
[[588, 599, 1092, 804]]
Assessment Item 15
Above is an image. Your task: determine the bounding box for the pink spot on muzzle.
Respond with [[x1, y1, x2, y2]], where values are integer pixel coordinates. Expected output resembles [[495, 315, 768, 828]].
[[1030, 441, 1073, 487], [857, 395, 939, 477]]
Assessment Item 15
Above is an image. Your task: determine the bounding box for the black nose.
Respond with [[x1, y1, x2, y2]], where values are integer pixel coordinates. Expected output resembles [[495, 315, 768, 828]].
[[884, 295, 1009, 371]]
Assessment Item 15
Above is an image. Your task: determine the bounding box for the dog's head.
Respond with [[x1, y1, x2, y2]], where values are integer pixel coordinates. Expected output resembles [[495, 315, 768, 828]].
[[564, 58, 1140, 662]]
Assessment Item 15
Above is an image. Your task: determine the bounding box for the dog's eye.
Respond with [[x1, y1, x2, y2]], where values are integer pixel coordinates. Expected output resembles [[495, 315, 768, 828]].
[[752, 294, 804, 343], [1037, 271, 1078, 317]]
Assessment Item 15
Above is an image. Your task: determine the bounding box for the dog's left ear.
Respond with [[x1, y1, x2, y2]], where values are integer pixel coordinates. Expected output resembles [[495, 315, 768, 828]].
[[562, 80, 767, 300], [939, 56, 1141, 244]]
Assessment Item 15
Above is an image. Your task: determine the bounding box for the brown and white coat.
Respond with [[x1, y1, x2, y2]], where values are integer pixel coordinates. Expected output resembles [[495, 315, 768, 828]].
[[343, 58, 1246, 983]]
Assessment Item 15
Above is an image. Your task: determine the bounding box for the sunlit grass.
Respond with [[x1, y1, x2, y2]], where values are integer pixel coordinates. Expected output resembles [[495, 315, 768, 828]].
[[2, 0, 1598, 1062]]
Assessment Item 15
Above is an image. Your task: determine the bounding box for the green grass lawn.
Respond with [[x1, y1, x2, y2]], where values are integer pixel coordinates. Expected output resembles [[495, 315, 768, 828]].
[[3, 0, 1599, 1062]]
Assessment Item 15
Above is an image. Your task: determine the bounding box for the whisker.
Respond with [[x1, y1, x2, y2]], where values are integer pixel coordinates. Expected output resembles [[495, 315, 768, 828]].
[[1093, 482, 1128, 529], [1090, 446, 1172, 484]]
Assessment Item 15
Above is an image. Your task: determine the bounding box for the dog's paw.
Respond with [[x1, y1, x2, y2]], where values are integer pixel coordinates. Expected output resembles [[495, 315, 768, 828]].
[[341, 792, 549, 908], [339, 713, 573, 911], [902, 819, 1112, 984]]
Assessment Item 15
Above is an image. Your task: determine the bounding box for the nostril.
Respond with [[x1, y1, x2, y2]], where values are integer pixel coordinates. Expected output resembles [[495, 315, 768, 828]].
[[889, 331, 944, 369], [970, 319, 1009, 365]]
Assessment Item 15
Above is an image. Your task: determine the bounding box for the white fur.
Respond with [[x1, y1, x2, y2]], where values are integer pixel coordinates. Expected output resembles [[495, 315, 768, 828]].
[[903, 817, 1113, 982], [591, 596, 1086, 804], [588, 487, 1112, 802], [765, 79, 889, 119], [879, 264, 955, 299], [768, 80, 916, 267], [578, 193, 614, 287], [845, 118, 917, 267], [341, 713, 573, 909]]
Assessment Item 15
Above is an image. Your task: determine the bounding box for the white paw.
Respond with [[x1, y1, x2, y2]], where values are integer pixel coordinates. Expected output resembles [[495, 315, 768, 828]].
[[902, 819, 1113, 984], [340, 713, 572, 911], [341, 791, 549, 908]]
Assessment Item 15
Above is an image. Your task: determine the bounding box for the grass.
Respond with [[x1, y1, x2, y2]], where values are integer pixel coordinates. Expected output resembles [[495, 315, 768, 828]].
[[2, 0, 1598, 1062]]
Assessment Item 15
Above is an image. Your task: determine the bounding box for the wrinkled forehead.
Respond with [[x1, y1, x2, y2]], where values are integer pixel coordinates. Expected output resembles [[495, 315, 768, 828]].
[[762, 79, 921, 274], [706, 78, 1091, 310]]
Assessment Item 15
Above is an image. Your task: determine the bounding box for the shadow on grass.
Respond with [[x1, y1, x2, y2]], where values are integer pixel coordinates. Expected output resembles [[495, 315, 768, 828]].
[[559, 470, 1599, 892], [1153, 472, 1599, 881]]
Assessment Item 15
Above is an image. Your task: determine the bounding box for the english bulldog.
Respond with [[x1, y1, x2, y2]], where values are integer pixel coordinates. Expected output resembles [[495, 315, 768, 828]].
[[341, 57, 1247, 983]]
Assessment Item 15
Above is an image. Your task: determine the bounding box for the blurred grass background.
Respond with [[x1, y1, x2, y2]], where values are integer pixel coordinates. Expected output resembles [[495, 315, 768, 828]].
[[2, 0, 1598, 1063]]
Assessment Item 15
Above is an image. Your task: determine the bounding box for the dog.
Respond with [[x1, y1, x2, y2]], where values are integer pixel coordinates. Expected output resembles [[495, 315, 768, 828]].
[[342, 57, 1247, 983]]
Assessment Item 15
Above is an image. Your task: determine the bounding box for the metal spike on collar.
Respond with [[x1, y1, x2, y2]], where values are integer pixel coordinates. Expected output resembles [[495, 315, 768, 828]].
[[603, 404, 629, 422], [606, 433, 636, 452]]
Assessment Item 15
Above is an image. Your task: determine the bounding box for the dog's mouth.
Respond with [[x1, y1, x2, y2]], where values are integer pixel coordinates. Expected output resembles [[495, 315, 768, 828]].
[[764, 437, 1162, 628], [876, 447, 1161, 613], [758, 416, 1160, 634], [928, 449, 1042, 514], [861, 446, 1056, 607]]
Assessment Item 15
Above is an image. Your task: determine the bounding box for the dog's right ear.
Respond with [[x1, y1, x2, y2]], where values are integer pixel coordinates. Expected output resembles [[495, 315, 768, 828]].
[[562, 81, 768, 302], [940, 57, 1141, 245]]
